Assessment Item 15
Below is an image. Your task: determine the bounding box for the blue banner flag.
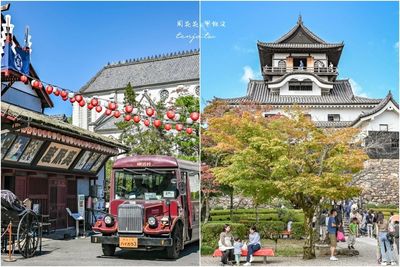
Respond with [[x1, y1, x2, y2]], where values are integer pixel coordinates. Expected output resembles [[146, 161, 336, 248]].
[[1, 42, 30, 75]]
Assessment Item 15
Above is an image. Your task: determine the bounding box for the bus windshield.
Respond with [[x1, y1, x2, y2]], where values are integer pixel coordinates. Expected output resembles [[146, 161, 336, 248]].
[[114, 169, 178, 200]]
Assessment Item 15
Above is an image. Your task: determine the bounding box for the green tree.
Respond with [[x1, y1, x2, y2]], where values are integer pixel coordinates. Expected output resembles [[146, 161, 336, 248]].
[[206, 106, 367, 259], [116, 83, 199, 161]]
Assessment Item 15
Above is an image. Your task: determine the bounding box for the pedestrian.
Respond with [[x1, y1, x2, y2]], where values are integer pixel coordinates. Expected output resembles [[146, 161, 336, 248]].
[[367, 210, 374, 238], [287, 220, 293, 235], [394, 220, 399, 255], [377, 213, 396, 265], [233, 237, 243, 266], [243, 226, 261, 266], [328, 209, 339, 261], [348, 217, 358, 250], [219, 224, 234, 265]]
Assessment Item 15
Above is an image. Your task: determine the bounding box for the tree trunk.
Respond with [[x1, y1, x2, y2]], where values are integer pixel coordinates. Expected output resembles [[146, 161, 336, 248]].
[[303, 208, 316, 260], [229, 190, 234, 221], [204, 195, 210, 224]]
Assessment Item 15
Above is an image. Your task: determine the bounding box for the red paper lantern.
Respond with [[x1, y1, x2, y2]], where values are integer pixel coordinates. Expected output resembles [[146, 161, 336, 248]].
[[45, 85, 53, 94], [190, 112, 200, 121], [61, 90, 68, 98], [108, 102, 117, 111], [20, 75, 28, 84], [31, 80, 40, 88], [37, 81, 43, 89], [95, 106, 102, 113], [153, 119, 161, 128], [53, 89, 60, 96], [166, 110, 175, 120], [79, 100, 86, 107], [87, 103, 94, 110], [75, 95, 83, 102], [133, 115, 140, 123], [124, 105, 133, 113], [90, 98, 99, 106], [144, 119, 150, 127], [105, 109, 112, 115], [114, 111, 121, 118], [146, 107, 154, 117], [175, 124, 183, 131], [69, 98, 76, 103], [164, 124, 172, 131], [186, 127, 193, 134], [124, 114, 131, 121], [62, 96, 68, 101]]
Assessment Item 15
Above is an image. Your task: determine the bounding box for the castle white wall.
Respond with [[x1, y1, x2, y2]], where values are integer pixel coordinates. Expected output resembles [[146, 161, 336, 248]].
[[360, 110, 399, 132]]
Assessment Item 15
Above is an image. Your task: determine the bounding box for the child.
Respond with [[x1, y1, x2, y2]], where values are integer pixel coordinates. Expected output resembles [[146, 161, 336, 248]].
[[348, 217, 357, 249], [233, 237, 243, 266]]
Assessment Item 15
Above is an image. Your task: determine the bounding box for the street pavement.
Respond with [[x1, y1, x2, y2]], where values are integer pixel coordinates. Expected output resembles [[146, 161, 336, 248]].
[[201, 237, 397, 266], [2, 236, 199, 266]]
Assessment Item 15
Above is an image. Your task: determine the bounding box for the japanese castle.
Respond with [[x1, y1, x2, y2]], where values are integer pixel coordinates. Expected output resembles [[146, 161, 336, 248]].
[[219, 16, 399, 136]]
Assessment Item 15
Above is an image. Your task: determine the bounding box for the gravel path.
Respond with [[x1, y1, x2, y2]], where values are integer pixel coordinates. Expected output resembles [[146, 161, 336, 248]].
[[201, 237, 398, 266]]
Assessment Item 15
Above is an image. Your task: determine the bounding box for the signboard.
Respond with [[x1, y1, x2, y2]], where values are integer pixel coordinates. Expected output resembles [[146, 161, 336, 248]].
[[37, 142, 81, 169], [4, 135, 30, 161], [19, 139, 44, 163], [82, 152, 99, 171], [74, 151, 92, 170], [1, 43, 30, 75], [77, 194, 85, 218], [90, 154, 108, 173], [1, 133, 16, 158]]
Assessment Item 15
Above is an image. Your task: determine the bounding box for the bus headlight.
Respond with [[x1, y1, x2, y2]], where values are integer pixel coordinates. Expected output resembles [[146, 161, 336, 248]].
[[147, 216, 158, 228], [104, 215, 114, 226]]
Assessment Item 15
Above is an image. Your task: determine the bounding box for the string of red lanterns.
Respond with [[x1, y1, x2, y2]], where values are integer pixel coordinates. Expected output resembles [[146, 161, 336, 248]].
[[18, 73, 200, 134]]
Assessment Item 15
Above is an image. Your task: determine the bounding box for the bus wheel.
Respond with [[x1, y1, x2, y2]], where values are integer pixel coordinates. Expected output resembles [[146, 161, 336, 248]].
[[102, 244, 116, 256], [167, 224, 182, 259]]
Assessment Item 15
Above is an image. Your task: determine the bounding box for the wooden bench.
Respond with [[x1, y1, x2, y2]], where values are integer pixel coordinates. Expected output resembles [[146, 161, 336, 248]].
[[213, 248, 275, 264]]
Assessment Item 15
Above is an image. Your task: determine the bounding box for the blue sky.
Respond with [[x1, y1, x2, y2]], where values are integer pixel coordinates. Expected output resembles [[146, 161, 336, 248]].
[[7, 1, 199, 116], [200, 1, 399, 106]]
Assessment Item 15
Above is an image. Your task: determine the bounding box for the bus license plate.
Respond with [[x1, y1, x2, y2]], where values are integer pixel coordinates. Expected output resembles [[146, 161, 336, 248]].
[[119, 237, 138, 248]]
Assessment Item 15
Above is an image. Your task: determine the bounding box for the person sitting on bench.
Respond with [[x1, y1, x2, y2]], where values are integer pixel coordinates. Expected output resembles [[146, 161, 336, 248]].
[[244, 226, 261, 266]]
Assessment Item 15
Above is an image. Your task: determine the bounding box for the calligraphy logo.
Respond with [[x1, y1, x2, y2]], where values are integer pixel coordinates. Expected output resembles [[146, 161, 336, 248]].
[[14, 53, 23, 71]]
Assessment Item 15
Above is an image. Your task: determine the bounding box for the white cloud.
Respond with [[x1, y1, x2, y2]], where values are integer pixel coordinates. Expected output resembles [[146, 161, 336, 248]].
[[349, 78, 369, 98], [241, 65, 259, 83], [394, 41, 399, 50]]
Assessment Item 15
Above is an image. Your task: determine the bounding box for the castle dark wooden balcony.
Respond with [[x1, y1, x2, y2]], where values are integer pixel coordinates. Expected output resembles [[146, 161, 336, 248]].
[[262, 66, 338, 76]]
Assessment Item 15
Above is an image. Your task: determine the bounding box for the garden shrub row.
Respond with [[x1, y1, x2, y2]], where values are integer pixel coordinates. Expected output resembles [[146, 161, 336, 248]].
[[210, 208, 303, 216]]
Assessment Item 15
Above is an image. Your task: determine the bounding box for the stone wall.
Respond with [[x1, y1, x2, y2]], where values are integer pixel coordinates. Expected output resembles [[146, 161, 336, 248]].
[[352, 159, 399, 205]]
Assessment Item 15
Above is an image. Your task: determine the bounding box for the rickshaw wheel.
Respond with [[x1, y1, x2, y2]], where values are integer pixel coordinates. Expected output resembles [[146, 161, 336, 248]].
[[17, 211, 39, 258]]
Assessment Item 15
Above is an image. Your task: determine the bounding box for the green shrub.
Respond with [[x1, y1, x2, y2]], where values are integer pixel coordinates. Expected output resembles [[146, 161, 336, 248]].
[[201, 223, 247, 249], [258, 221, 286, 239], [231, 215, 241, 223], [201, 245, 215, 255], [291, 222, 305, 240], [210, 215, 231, 221]]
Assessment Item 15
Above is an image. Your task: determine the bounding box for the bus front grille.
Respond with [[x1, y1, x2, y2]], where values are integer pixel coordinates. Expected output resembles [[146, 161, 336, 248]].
[[117, 203, 143, 233]]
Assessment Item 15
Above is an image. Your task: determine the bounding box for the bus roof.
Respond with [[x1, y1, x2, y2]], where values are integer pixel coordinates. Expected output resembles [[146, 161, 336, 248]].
[[113, 155, 199, 171]]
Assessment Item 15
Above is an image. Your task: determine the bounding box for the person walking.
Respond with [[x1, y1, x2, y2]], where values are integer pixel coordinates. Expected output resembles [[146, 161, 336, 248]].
[[243, 226, 261, 266], [377, 213, 396, 265], [367, 210, 374, 238], [328, 209, 339, 261], [219, 224, 234, 265], [348, 217, 358, 249]]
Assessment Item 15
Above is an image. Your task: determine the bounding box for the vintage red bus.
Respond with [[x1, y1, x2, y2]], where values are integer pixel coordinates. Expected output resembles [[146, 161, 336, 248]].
[[91, 155, 199, 258]]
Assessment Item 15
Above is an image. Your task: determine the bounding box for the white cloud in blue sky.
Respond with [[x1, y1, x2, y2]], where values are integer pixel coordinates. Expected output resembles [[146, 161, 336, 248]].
[[233, 45, 255, 54], [349, 79, 369, 98], [241, 65, 260, 83]]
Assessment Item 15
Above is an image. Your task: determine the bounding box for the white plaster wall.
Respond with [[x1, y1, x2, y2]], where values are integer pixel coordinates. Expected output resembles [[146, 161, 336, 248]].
[[360, 111, 399, 132], [279, 81, 322, 96]]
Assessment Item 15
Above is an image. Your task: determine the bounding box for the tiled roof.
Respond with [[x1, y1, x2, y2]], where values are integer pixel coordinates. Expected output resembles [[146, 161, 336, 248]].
[[274, 15, 327, 44], [1, 102, 128, 151], [257, 42, 344, 49], [314, 121, 353, 128], [217, 80, 382, 106], [80, 50, 199, 94]]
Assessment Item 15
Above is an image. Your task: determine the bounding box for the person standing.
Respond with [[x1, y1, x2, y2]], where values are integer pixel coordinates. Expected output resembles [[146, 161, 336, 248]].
[[377, 213, 396, 265], [320, 210, 328, 241], [348, 218, 358, 249], [394, 220, 399, 255], [219, 224, 234, 265], [328, 209, 339, 261], [233, 237, 243, 266], [243, 226, 261, 266]]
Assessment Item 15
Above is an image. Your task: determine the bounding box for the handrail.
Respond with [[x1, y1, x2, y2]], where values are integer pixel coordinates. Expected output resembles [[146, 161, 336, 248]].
[[263, 66, 338, 74]]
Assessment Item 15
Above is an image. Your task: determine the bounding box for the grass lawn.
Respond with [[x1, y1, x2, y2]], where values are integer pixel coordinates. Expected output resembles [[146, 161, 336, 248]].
[[261, 239, 304, 257]]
